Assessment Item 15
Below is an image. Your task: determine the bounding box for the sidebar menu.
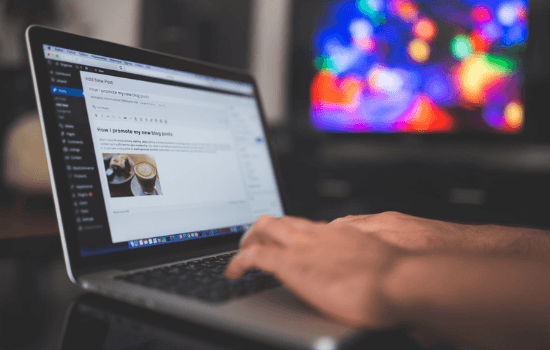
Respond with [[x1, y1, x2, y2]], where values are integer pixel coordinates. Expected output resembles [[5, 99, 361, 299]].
[[47, 59, 115, 249]]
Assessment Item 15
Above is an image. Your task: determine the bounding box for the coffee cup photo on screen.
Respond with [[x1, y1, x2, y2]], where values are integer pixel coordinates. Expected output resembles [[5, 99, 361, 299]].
[[102, 153, 162, 197]]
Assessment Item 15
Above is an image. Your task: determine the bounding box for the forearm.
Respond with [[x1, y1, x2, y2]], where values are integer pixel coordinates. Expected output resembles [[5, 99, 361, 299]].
[[455, 224, 550, 259], [383, 253, 550, 349], [332, 213, 550, 259]]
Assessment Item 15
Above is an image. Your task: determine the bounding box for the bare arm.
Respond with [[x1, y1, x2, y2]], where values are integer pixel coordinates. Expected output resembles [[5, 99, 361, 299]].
[[385, 253, 550, 350], [331, 212, 550, 259], [226, 215, 550, 349]]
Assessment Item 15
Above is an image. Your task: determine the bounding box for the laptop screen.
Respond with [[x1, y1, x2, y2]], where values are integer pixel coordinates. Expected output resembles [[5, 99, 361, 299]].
[[41, 44, 285, 258]]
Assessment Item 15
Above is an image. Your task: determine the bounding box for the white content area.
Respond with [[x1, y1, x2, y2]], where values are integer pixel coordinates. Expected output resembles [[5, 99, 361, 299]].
[[80, 71, 284, 243]]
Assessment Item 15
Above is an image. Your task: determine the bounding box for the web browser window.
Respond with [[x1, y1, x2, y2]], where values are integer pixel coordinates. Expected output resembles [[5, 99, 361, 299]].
[[43, 45, 284, 256]]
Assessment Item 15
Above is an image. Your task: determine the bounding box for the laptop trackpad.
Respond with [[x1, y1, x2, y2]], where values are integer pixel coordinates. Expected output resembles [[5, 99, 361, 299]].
[[219, 287, 355, 340], [251, 286, 314, 313]]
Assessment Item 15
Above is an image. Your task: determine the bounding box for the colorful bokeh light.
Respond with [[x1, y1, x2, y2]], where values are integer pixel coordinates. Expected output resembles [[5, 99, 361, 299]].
[[368, 66, 405, 93], [456, 54, 507, 105], [357, 0, 386, 25], [398, 94, 455, 131], [311, 0, 528, 133], [311, 70, 362, 110], [392, 0, 419, 22], [470, 31, 491, 53], [504, 101, 523, 128], [497, 2, 518, 26], [451, 35, 473, 60], [408, 39, 430, 63], [413, 18, 437, 42], [471, 5, 492, 23]]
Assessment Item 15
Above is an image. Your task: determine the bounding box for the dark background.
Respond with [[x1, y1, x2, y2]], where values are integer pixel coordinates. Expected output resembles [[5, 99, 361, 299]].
[[2, 0, 550, 349], [2, 0, 550, 228]]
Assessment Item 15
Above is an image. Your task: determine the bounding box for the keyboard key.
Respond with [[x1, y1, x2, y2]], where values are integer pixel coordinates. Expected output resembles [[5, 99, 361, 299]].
[[115, 252, 280, 303]]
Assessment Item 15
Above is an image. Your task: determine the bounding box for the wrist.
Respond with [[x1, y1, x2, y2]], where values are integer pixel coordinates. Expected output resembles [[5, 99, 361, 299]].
[[380, 253, 429, 329]]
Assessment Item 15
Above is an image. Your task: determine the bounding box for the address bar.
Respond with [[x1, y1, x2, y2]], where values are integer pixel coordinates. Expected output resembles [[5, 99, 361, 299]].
[[124, 66, 211, 89], [86, 86, 227, 110], [125, 66, 253, 95]]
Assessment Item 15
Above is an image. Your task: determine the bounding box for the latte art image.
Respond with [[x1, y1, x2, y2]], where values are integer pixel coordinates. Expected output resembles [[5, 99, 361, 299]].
[[135, 162, 156, 179], [103, 153, 162, 197], [135, 162, 157, 195]]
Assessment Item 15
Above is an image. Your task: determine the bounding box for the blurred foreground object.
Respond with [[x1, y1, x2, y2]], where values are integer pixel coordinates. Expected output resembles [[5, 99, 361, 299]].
[[1, 112, 57, 239], [3, 112, 51, 195]]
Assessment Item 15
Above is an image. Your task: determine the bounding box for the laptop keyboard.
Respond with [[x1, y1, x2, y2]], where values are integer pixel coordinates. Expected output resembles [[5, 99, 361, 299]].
[[115, 252, 281, 303]]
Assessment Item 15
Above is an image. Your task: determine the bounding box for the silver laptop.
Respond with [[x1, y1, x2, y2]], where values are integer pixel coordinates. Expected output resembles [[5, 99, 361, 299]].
[[26, 25, 364, 349]]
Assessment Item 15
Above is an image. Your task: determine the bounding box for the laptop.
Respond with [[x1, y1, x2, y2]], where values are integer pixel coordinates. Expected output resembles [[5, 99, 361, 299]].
[[26, 25, 365, 349]]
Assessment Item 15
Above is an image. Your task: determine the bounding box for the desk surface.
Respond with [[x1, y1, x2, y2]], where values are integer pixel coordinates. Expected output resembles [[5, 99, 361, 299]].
[[0, 236, 456, 350]]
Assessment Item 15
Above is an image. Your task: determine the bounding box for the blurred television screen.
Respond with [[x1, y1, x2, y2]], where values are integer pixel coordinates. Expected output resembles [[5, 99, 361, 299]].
[[310, 0, 528, 133]]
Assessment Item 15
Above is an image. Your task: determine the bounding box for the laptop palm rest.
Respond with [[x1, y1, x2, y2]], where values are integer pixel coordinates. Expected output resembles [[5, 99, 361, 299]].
[[81, 269, 362, 349]]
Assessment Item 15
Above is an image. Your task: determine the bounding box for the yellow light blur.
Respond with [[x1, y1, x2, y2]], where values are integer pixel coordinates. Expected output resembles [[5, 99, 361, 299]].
[[367, 67, 383, 92], [504, 102, 523, 128], [408, 39, 430, 63], [457, 55, 502, 104]]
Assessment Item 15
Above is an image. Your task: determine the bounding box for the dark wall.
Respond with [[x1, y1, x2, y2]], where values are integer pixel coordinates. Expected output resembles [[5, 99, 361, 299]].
[[140, 0, 252, 70], [0, 0, 59, 204]]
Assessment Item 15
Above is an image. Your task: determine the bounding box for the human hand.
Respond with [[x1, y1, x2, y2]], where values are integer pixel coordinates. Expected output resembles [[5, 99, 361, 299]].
[[224, 215, 407, 329], [330, 212, 468, 253]]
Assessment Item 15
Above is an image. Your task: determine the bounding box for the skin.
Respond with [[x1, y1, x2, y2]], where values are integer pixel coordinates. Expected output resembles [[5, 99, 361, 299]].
[[330, 212, 550, 259], [225, 213, 550, 349]]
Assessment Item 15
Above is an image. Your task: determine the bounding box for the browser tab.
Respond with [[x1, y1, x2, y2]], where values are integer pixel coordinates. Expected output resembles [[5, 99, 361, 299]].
[[108, 58, 124, 65], [90, 54, 108, 62], [43, 45, 254, 95]]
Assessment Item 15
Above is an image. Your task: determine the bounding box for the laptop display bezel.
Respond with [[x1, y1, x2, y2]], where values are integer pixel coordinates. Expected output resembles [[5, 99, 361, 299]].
[[26, 25, 289, 276]]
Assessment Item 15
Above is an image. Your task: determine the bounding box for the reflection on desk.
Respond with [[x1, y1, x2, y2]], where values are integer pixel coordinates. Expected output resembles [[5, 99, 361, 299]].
[[61, 294, 247, 350], [60, 294, 424, 350]]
